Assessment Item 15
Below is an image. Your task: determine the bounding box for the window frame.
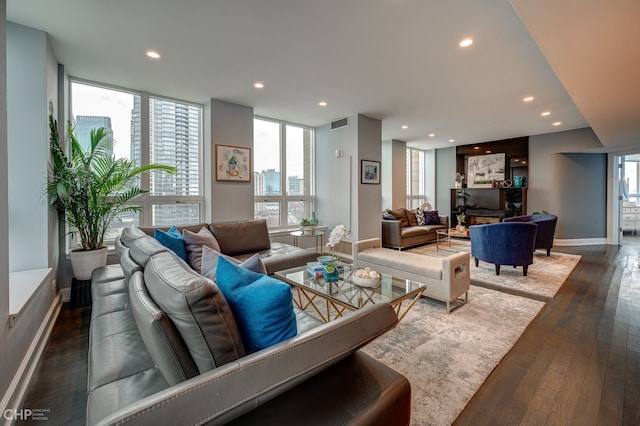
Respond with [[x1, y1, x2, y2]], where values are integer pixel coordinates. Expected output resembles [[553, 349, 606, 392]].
[[406, 147, 427, 209], [68, 79, 204, 241], [253, 116, 316, 230]]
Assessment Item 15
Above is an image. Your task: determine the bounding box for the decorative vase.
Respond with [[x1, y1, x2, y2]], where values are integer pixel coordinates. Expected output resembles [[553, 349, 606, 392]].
[[70, 247, 108, 280], [322, 268, 340, 283], [456, 225, 466, 233]]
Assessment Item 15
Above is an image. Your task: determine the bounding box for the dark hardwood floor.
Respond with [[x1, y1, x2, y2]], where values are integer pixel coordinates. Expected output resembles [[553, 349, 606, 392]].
[[17, 236, 640, 425], [455, 234, 640, 426]]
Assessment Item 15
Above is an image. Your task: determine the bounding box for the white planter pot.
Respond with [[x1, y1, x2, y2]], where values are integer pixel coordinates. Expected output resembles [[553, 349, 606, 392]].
[[301, 226, 315, 235], [70, 247, 108, 280]]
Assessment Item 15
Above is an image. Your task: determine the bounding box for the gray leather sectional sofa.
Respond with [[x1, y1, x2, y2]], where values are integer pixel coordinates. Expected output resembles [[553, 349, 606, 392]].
[[87, 220, 411, 425]]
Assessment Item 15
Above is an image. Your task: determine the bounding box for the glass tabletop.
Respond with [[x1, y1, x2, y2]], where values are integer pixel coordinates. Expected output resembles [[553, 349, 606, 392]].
[[274, 263, 426, 310]]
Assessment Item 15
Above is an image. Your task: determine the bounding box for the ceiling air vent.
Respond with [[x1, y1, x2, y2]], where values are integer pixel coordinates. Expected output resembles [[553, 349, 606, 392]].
[[331, 117, 348, 131]]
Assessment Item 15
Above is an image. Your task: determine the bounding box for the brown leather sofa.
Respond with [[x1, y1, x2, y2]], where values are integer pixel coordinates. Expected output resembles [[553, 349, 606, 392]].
[[382, 208, 449, 250], [141, 219, 319, 274], [86, 223, 411, 425]]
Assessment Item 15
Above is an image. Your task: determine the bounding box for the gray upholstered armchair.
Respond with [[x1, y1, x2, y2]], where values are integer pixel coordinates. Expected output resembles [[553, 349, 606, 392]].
[[469, 222, 538, 276]]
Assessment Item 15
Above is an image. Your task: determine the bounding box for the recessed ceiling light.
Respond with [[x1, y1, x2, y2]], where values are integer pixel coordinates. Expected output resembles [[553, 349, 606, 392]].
[[253, 82, 265, 89], [459, 38, 474, 47], [553, 121, 562, 126], [318, 101, 327, 107], [523, 96, 534, 102], [514, 158, 520, 162], [145, 50, 161, 59], [541, 111, 551, 116], [473, 146, 480, 150], [522, 161, 527, 164], [449, 139, 455, 143], [486, 150, 492, 154], [428, 133, 435, 138], [401, 125, 408, 130]]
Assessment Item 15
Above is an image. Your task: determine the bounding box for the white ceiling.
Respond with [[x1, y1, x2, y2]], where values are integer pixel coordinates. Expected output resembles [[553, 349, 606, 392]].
[[6, 0, 639, 151]]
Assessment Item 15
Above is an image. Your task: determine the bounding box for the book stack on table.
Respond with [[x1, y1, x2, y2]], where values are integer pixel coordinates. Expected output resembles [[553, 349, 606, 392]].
[[306, 262, 344, 279]]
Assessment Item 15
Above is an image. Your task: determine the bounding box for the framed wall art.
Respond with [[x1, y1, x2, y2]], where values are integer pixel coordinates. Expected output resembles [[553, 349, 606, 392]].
[[215, 144, 251, 182], [466, 152, 505, 188], [361, 160, 381, 184]]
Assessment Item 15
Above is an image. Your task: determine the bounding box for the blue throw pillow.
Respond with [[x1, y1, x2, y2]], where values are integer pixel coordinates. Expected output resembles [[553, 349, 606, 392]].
[[424, 210, 440, 225], [215, 257, 296, 353], [154, 225, 188, 262]]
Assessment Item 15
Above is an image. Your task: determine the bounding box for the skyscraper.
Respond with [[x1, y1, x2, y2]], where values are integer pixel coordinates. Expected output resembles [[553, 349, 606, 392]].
[[75, 115, 112, 154]]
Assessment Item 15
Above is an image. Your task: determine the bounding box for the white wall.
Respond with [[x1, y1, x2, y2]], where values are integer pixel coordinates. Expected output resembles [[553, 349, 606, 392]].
[[7, 22, 49, 272], [207, 99, 255, 222], [435, 146, 456, 218], [381, 139, 406, 210]]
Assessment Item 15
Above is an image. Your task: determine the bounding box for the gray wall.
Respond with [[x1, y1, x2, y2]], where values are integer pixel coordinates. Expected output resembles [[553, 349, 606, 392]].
[[206, 99, 255, 222], [315, 114, 382, 240], [7, 22, 49, 272], [1, 0, 11, 404], [381, 139, 406, 210], [528, 128, 606, 239], [1, 20, 59, 410], [435, 146, 456, 217]]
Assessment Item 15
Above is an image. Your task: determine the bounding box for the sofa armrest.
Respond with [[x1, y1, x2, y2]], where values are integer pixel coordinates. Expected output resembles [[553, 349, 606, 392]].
[[441, 252, 471, 296], [438, 215, 449, 228], [353, 238, 382, 264], [94, 303, 399, 426], [381, 220, 402, 248]]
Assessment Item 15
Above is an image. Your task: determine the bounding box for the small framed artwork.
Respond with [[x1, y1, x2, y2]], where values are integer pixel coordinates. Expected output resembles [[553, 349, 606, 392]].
[[215, 144, 251, 182], [361, 160, 381, 184]]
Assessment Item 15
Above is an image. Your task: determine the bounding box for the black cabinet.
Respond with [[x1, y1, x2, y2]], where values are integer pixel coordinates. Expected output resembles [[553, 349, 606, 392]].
[[451, 187, 527, 226]]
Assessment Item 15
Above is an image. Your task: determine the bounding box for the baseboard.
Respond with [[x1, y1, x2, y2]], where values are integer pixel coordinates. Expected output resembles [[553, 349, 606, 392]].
[[554, 237, 608, 246], [60, 287, 70, 303], [0, 293, 62, 426]]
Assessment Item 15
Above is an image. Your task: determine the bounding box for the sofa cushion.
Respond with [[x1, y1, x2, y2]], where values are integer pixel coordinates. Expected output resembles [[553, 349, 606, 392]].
[[405, 209, 419, 226], [129, 271, 199, 385], [120, 226, 147, 247], [144, 251, 245, 373], [415, 209, 426, 225], [154, 225, 189, 262], [216, 257, 297, 354], [388, 208, 409, 227], [424, 210, 440, 225], [129, 236, 168, 268], [120, 247, 143, 283], [234, 242, 319, 275], [200, 245, 266, 281], [182, 226, 222, 273], [210, 220, 271, 256]]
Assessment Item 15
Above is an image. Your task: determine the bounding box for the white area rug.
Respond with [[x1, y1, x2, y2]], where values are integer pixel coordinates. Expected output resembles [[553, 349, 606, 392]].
[[362, 285, 545, 426], [409, 240, 581, 300]]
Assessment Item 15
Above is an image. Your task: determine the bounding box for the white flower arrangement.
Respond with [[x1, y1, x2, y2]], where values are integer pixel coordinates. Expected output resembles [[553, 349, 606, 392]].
[[324, 224, 349, 273]]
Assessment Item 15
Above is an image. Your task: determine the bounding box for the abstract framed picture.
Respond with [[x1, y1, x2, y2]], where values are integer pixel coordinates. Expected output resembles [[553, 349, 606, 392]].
[[361, 160, 381, 184], [466, 152, 505, 188], [215, 144, 251, 182]]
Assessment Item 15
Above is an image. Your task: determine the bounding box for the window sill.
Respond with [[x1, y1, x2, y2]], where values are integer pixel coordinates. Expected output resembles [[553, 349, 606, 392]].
[[9, 268, 53, 327]]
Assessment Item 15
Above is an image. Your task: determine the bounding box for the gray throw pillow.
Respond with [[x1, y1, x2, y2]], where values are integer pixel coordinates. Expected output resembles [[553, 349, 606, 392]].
[[182, 227, 221, 273], [201, 245, 267, 282]]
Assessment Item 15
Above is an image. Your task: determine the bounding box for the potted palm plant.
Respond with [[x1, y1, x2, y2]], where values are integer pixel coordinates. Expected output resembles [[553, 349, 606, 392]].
[[46, 103, 175, 280]]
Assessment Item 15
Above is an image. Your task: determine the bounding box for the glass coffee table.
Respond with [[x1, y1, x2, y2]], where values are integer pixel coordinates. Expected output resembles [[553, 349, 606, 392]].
[[274, 263, 425, 323], [435, 228, 470, 251]]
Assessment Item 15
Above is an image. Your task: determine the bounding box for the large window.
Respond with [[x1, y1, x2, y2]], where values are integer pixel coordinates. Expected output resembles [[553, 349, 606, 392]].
[[254, 118, 314, 228], [71, 81, 203, 239], [406, 148, 427, 209]]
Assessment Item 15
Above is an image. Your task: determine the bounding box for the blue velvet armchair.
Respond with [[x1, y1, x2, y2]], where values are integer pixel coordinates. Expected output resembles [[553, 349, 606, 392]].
[[503, 214, 557, 256], [469, 222, 538, 276]]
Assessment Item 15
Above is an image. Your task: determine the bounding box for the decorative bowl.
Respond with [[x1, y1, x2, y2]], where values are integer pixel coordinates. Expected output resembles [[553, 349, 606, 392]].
[[317, 255, 333, 265], [352, 274, 381, 288]]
